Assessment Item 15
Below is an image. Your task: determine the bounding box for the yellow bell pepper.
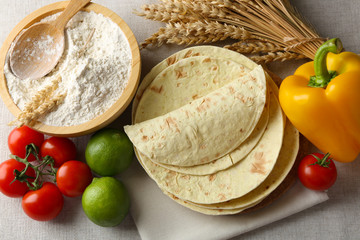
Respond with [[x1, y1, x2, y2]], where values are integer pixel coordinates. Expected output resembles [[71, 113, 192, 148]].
[[279, 38, 360, 163]]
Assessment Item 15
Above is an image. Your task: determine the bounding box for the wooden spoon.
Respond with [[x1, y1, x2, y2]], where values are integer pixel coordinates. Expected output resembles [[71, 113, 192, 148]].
[[9, 0, 91, 80]]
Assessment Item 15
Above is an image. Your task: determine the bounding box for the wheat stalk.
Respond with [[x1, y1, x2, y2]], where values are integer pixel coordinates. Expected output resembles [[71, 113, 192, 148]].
[[19, 92, 67, 127], [135, 0, 324, 62], [9, 76, 66, 127], [250, 51, 307, 63], [225, 41, 284, 53]]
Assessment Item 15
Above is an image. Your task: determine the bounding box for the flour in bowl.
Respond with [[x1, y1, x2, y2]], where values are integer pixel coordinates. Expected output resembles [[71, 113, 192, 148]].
[[4, 11, 132, 126]]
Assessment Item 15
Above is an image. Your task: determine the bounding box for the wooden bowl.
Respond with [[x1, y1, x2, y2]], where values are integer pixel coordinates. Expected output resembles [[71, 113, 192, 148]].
[[0, 1, 141, 137]]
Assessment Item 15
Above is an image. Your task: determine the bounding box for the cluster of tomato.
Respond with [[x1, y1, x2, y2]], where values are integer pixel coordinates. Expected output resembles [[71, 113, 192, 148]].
[[0, 126, 93, 221]]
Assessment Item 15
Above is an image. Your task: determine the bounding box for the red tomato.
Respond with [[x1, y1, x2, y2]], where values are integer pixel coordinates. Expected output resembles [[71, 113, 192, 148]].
[[0, 159, 35, 197], [22, 182, 64, 221], [8, 126, 44, 162], [40, 137, 77, 168], [56, 160, 93, 197], [298, 153, 337, 191]]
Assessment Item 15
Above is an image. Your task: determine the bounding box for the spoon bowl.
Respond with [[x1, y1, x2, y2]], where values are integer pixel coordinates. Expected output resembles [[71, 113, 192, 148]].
[[9, 0, 91, 80], [10, 22, 64, 80]]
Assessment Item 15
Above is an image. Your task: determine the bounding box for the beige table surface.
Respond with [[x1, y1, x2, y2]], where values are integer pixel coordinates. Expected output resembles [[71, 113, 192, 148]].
[[0, 0, 359, 239]]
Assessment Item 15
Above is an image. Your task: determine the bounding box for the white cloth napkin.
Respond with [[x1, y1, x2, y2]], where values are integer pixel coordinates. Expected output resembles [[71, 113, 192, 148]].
[[122, 161, 329, 240]]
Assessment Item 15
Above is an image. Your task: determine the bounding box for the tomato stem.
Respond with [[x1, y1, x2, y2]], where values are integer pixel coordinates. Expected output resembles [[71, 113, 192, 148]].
[[310, 153, 332, 168], [10, 144, 57, 191]]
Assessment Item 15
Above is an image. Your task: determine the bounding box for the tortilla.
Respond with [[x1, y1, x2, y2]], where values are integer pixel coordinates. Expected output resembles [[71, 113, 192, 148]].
[[149, 103, 269, 175], [187, 120, 299, 210], [132, 45, 278, 120], [164, 191, 265, 215], [131, 45, 284, 127], [125, 61, 267, 167], [136, 93, 283, 204]]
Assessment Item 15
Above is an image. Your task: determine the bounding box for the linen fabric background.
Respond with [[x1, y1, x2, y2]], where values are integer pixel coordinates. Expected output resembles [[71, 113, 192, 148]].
[[0, 0, 359, 239]]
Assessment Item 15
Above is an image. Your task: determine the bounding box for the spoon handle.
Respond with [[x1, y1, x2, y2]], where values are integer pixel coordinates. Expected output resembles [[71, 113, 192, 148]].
[[52, 0, 91, 30]]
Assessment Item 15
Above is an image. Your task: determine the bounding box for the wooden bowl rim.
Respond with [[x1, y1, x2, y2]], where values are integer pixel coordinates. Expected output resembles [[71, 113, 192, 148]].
[[0, 1, 141, 137]]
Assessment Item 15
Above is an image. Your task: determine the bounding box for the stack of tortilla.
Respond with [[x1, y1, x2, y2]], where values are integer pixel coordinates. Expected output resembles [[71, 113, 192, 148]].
[[124, 46, 299, 215]]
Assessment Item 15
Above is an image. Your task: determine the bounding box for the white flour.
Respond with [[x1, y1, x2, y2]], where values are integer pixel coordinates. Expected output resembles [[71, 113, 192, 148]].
[[5, 11, 132, 126]]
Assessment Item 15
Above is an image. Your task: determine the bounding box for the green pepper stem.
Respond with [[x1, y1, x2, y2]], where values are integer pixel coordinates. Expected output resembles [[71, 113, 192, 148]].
[[309, 38, 343, 88]]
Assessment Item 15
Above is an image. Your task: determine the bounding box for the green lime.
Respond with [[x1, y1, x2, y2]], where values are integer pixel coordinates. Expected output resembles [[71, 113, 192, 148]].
[[82, 177, 130, 227], [85, 128, 134, 176]]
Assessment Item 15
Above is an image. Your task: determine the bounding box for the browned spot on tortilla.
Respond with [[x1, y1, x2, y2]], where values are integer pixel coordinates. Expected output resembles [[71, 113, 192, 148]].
[[196, 70, 202, 76], [196, 98, 211, 113], [165, 117, 180, 132], [192, 94, 199, 100], [203, 82, 209, 87], [201, 156, 209, 163], [142, 135, 148, 141], [172, 195, 179, 200], [218, 209, 223, 212], [181, 175, 190, 180], [242, 78, 249, 84], [150, 85, 163, 94], [175, 67, 187, 79], [193, 53, 201, 56], [190, 61, 195, 66], [251, 76, 256, 82], [239, 128, 244, 132], [161, 135, 166, 139], [200, 144, 206, 149], [226, 61, 231, 65], [162, 72, 167, 77], [205, 192, 210, 196], [167, 56, 177, 66], [167, 170, 176, 177], [176, 83, 182, 87], [215, 152, 221, 158], [213, 79, 218, 84], [218, 193, 226, 201], [251, 152, 267, 175], [235, 93, 246, 103], [212, 65, 218, 71], [228, 86, 235, 94], [150, 135, 154, 139], [139, 128, 144, 133], [209, 174, 216, 182], [202, 57, 211, 63], [247, 96, 254, 103], [184, 50, 193, 58]]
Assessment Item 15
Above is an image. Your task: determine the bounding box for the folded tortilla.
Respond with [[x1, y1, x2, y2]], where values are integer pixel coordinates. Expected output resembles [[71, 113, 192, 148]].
[[125, 60, 266, 167], [135, 93, 283, 204]]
